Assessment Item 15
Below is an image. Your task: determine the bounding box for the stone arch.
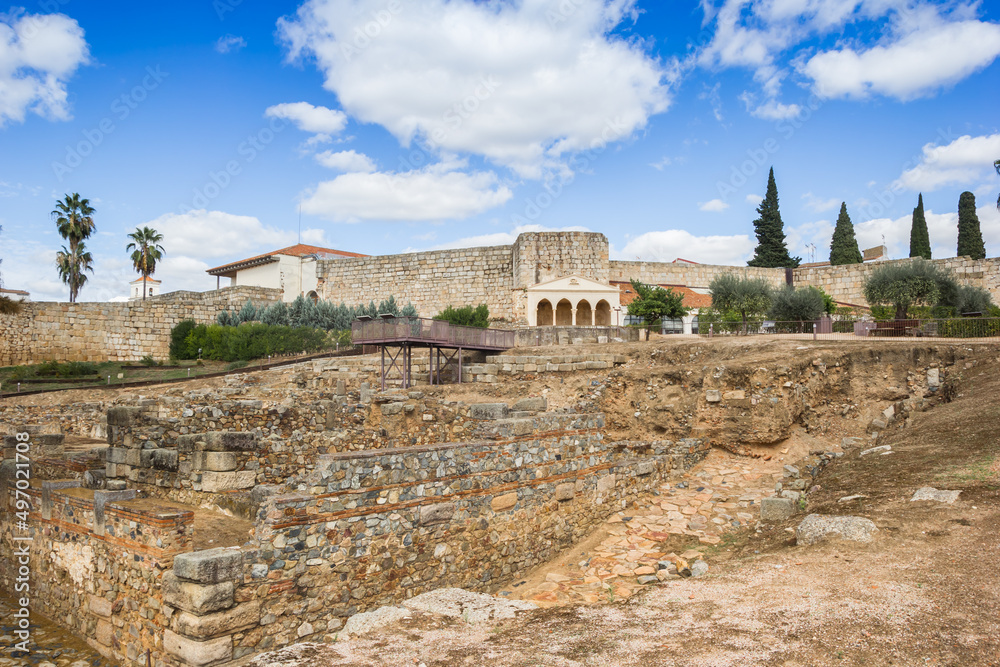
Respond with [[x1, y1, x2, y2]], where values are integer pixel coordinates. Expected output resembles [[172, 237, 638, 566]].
[[595, 299, 611, 326], [576, 299, 592, 326], [556, 299, 573, 326], [536, 299, 553, 326], [307, 290, 319, 303]]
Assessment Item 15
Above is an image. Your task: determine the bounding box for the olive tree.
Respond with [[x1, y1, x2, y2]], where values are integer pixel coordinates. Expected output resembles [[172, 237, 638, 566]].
[[708, 273, 773, 334], [862, 259, 948, 320], [768, 286, 826, 331], [626, 279, 688, 340]]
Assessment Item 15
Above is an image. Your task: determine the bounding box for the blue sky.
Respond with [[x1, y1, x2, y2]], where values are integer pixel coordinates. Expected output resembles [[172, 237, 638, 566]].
[[1, 0, 999, 302]]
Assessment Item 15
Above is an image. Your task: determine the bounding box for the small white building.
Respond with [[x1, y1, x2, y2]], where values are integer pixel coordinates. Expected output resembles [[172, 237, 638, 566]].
[[129, 277, 161, 300], [524, 275, 622, 327], [207, 244, 366, 303], [0, 288, 30, 302]]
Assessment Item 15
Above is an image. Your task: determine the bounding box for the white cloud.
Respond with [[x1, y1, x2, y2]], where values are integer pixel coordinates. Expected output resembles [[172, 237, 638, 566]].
[[697, 0, 1000, 113], [802, 19, 1000, 100], [409, 224, 591, 252], [0, 11, 90, 126], [649, 157, 672, 171], [699, 198, 730, 212], [802, 192, 841, 213], [315, 149, 376, 172], [300, 163, 513, 223], [277, 0, 674, 178], [142, 210, 295, 260], [895, 133, 1000, 192], [746, 193, 763, 204], [615, 229, 755, 266], [215, 34, 247, 54], [853, 204, 1000, 261], [264, 101, 348, 144]]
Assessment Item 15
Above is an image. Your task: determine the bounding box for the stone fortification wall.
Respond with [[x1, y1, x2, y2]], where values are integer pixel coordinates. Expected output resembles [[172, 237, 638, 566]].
[[315, 245, 515, 320], [512, 231, 609, 288], [609, 260, 785, 290], [0, 286, 282, 367], [792, 256, 1000, 306]]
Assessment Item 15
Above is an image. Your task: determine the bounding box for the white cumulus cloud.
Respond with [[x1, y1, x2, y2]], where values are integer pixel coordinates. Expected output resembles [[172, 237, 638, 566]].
[[277, 0, 674, 178], [802, 19, 1000, 100], [264, 101, 348, 143], [215, 34, 247, 54], [300, 163, 513, 223], [895, 133, 1000, 192], [0, 11, 90, 126], [615, 229, 755, 266], [315, 149, 376, 172], [699, 198, 730, 212], [142, 210, 297, 260]]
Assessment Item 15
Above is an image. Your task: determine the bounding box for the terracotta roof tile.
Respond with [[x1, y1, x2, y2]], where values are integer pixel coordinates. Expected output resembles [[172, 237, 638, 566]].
[[611, 281, 712, 309], [207, 244, 367, 276]]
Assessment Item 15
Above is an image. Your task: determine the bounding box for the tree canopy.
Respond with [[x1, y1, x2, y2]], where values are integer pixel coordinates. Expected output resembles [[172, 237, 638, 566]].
[[52, 193, 96, 302], [434, 304, 491, 328], [957, 191, 986, 260], [829, 202, 863, 265], [768, 286, 826, 329], [863, 259, 947, 320], [747, 168, 800, 268], [626, 279, 688, 339], [126, 226, 165, 300], [708, 273, 772, 334], [909, 193, 931, 260]]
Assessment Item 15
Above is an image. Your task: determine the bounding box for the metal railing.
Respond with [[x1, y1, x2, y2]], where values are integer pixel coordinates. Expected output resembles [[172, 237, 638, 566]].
[[351, 316, 515, 350], [698, 317, 1000, 341]]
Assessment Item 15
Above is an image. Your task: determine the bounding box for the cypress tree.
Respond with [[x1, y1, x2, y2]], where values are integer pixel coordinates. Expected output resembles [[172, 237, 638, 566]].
[[956, 191, 986, 260], [747, 167, 801, 268], [829, 202, 863, 265], [909, 193, 931, 260]]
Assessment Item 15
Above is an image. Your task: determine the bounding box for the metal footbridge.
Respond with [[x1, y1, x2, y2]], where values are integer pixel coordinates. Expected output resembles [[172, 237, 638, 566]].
[[351, 316, 515, 389]]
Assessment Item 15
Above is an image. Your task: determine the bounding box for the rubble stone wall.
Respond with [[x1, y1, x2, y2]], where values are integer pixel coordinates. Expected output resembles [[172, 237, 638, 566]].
[[0, 286, 282, 366]]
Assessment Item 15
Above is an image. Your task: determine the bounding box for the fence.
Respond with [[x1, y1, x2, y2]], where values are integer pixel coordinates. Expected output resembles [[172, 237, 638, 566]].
[[351, 316, 516, 350], [699, 317, 1000, 341]]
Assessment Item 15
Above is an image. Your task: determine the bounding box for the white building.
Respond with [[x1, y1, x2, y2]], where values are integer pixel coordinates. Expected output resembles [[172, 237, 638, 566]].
[[129, 277, 161, 300], [0, 288, 30, 302], [206, 244, 367, 302]]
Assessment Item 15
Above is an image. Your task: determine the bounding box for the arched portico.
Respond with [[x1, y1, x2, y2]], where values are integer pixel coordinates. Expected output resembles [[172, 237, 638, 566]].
[[576, 300, 592, 326], [555, 299, 573, 326], [536, 299, 553, 326], [595, 300, 611, 326]]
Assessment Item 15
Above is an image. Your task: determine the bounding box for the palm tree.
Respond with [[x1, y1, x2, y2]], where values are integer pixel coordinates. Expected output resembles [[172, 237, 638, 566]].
[[56, 243, 94, 303], [126, 227, 165, 301], [52, 194, 96, 302]]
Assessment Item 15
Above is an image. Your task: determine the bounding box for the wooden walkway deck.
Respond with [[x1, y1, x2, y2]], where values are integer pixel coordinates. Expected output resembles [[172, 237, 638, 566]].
[[351, 317, 515, 389]]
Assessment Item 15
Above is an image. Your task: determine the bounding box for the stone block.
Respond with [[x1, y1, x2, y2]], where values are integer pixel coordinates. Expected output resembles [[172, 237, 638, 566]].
[[795, 514, 878, 545], [470, 403, 510, 420], [760, 497, 795, 521], [513, 397, 547, 412], [162, 572, 234, 614], [635, 461, 656, 476], [163, 629, 232, 667], [200, 471, 256, 492], [722, 390, 746, 400], [173, 601, 260, 639], [106, 447, 127, 464], [596, 474, 616, 494], [95, 619, 113, 646], [204, 432, 258, 452], [417, 502, 456, 526], [90, 595, 113, 617], [107, 407, 140, 426], [491, 492, 518, 511], [151, 449, 179, 472], [705, 390, 721, 403], [173, 548, 243, 584], [191, 451, 238, 472], [554, 483, 575, 501], [380, 403, 404, 416], [926, 367, 940, 388]]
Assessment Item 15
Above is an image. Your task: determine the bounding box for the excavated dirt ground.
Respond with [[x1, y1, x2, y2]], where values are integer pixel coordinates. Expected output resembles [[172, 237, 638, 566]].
[[247, 339, 1000, 666]]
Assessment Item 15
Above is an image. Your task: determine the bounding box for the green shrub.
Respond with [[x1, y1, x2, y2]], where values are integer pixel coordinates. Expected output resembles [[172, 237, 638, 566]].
[[937, 318, 1000, 338], [170, 320, 197, 358], [225, 360, 248, 371], [182, 323, 330, 362], [434, 304, 491, 328], [0, 296, 22, 315], [139, 355, 160, 367]]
